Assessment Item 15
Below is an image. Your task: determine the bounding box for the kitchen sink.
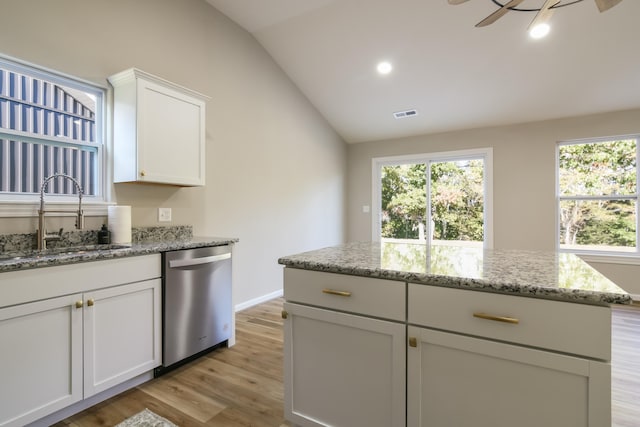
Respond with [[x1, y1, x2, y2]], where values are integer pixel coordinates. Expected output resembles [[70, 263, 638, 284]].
[[0, 244, 131, 262]]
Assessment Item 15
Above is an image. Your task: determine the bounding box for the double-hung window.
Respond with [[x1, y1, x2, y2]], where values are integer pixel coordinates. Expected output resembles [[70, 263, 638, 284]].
[[557, 135, 639, 256], [0, 55, 105, 212]]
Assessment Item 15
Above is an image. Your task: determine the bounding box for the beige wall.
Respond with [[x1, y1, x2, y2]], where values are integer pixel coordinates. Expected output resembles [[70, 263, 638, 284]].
[[347, 109, 640, 297], [0, 0, 347, 306]]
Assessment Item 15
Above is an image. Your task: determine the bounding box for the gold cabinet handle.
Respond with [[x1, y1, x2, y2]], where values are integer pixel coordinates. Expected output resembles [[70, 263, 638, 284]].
[[281, 310, 288, 319], [473, 312, 519, 324], [409, 337, 417, 348], [322, 289, 352, 297], [75, 300, 83, 309], [87, 299, 95, 307], [140, 170, 146, 177]]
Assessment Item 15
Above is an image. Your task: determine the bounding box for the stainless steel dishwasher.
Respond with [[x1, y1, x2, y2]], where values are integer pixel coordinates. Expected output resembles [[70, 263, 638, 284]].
[[156, 245, 232, 376]]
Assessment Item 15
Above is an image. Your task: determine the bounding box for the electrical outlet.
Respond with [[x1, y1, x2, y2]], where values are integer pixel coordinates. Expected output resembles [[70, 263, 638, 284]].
[[158, 207, 172, 222]]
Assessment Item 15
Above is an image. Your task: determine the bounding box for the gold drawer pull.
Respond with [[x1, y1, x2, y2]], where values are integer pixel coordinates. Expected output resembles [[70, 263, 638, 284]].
[[473, 312, 519, 324], [75, 300, 83, 309], [322, 289, 352, 297], [87, 299, 95, 307]]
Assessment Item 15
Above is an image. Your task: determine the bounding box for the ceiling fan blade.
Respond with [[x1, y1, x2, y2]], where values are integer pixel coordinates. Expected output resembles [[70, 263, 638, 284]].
[[476, 0, 526, 27], [448, 0, 471, 4], [527, 0, 560, 31], [594, 0, 623, 12]]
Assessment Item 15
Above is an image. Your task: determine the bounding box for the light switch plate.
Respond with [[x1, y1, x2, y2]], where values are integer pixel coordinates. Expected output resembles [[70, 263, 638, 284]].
[[158, 207, 172, 222]]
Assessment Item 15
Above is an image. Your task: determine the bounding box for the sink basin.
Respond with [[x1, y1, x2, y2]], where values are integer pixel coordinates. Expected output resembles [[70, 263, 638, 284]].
[[0, 254, 24, 261], [42, 244, 131, 255], [0, 244, 131, 262]]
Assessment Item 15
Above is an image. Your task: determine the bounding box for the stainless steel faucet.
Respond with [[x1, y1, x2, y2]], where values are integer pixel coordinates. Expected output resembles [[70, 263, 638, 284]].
[[37, 173, 84, 250]]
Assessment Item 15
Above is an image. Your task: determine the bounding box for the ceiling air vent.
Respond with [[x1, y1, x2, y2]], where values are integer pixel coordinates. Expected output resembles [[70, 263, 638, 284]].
[[393, 109, 418, 119]]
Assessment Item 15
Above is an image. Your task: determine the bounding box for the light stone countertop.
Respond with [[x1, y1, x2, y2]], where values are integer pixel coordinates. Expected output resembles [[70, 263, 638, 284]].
[[0, 236, 238, 273], [278, 241, 632, 306]]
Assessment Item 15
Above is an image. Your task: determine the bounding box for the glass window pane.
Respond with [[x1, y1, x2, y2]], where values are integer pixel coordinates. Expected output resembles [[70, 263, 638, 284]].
[[559, 199, 636, 251], [559, 139, 636, 196], [0, 137, 97, 195], [430, 159, 484, 243], [380, 163, 427, 240], [0, 60, 101, 199]]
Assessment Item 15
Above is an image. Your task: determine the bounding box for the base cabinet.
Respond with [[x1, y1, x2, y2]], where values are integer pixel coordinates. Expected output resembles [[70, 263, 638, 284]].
[[84, 279, 161, 397], [283, 269, 613, 427], [0, 255, 161, 427], [407, 326, 611, 427], [0, 295, 83, 427], [283, 302, 406, 427]]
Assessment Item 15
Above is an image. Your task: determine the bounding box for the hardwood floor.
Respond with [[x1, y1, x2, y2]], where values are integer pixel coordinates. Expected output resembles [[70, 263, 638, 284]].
[[54, 298, 290, 427], [55, 298, 640, 427]]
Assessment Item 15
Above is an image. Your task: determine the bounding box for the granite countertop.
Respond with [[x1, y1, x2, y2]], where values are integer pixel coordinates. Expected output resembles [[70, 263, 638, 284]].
[[278, 241, 632, 306], [0, 236, 238, 273]]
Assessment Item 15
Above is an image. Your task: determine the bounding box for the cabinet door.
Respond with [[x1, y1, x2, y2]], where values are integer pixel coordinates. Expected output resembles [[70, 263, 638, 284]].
[[83, 279, 161, 397], [283, 302, 406, 427], [0, 294, 83, 427], [136, 78, 205, 186], [407, 326, 610, 427]]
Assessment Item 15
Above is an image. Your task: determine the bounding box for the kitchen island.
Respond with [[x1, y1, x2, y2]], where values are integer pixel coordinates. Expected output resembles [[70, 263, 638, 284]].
[[278, 241, 631, 427]]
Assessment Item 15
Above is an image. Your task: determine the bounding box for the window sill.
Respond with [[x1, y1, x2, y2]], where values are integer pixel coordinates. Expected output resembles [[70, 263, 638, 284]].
[[577, 253, 640, 266], [0, 201, 111, 218]]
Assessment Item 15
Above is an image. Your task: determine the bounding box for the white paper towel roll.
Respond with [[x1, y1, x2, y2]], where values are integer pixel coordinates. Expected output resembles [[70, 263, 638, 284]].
[[108, 205, 132, 244]]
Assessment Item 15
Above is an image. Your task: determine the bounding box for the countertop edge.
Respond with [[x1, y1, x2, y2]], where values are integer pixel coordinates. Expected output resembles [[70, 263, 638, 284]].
[[0, 237, 239, 273], [278, 258, 633, 307]]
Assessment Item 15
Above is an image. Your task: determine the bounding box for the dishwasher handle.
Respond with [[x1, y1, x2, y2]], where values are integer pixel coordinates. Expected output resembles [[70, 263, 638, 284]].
[[168, 252, 231, 268]]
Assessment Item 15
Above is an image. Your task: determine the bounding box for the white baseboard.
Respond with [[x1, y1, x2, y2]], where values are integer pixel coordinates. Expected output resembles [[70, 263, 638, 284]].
[[235, 289, 283, 312]]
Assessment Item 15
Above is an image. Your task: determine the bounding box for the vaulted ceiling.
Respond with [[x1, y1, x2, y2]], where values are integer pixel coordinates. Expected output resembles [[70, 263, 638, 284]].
[[206, 0, 640, 143]]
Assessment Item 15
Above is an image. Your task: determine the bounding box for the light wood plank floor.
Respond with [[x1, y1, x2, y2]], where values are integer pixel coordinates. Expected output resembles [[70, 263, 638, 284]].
[[55, 299, 640, 427], [55, 298, 289, 427]]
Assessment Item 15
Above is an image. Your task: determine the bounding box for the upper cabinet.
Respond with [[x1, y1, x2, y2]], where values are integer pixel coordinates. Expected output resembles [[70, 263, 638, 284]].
[[108, 68, 209, 186]]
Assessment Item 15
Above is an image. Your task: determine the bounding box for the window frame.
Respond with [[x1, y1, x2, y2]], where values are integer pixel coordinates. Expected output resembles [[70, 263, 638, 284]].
[[0, 53, 110, 218], [556, 134, 640, 262], [372, 147, 494, 248]]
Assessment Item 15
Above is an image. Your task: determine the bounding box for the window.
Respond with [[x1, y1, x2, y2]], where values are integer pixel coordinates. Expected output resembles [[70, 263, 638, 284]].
[[373, 148, 493, 248], [557, 136, 639, 255], [0, 55, 105, 207]]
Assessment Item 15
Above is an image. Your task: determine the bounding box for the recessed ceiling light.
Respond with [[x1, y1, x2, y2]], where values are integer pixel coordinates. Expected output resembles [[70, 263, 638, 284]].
[[529, 23, 550, 39], [377, 61, 393, 75]]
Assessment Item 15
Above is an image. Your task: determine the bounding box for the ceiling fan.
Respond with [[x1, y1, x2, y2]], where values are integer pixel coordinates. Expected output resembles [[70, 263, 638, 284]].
[[449, 0, 624, 33]]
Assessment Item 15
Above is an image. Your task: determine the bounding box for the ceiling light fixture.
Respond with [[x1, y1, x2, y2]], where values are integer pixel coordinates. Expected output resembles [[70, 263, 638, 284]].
[[449, 0, 624, 38], [529, 22, 551, 38], [377, 61, 393, 75]]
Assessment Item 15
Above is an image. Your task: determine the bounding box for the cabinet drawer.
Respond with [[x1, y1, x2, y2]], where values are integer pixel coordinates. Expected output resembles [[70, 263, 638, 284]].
[[284, 268, 405, 321], [0, 254, 161, 308], [408, 284, 611, 360]]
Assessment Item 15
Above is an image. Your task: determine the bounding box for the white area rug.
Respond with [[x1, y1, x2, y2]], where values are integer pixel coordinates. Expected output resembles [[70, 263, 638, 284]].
[[115, 409, 177, 427]]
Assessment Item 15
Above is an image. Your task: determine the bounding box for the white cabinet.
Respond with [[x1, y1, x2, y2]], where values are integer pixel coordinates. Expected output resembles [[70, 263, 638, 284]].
[[407, 327, 610, 427], [84, 279, 161, 397], [0, 255, 161, 427], [0, 295, 83, 427], [282, 268, 614, 427], [109, 68, 208, 186], [283, 269, 406, 427], [407, 284, 612, 427]]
